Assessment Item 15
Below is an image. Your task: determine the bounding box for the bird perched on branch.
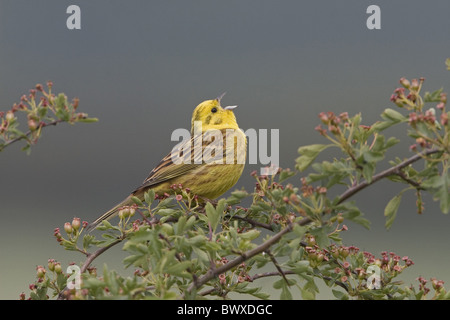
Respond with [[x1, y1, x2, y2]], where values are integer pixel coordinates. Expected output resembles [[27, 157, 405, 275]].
[[87, 93, 246, 231]]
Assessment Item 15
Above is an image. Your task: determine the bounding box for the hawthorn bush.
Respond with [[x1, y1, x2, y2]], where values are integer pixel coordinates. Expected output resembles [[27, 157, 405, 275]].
[[5, 67, 450, 300]]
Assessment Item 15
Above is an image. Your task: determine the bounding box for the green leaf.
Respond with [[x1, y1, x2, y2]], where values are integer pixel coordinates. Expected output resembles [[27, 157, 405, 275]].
[[76, 117, 99, 123], [186, 234, 206, 246], [131, 196, 143, 206], [233, 284, 270, 299], [381, 108, 407, 123], [332, 289, 349, 300], [363, 150, 385, 163], [192, 246, 210, 264], [289, 260, 310, 274], [296, 144, 333, 172], [175, 216, 187, 235], [384, 193, 403, 229], [144, 189, 155, 204], [439, 173, 450, 214], [166, 261, 192, 276], [238, 229, 260, 240], [82, 234, 96, 251], [385, 137, 400, 149], [424, 88, 443, 103], [370, 120, 396, 132], [300, 287, 315, 300], [279, 169, 296, 182], [310, 226, 330, 247], [338, 201, 371, 229], [421, 172, 450, 214], [273, 279, 294, 300], [205, 201, 221, 233], [362, 162, 375, 183]]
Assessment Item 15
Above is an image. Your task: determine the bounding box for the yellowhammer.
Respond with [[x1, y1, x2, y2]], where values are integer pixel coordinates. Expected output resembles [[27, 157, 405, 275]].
[[87, 94, 247, 230]]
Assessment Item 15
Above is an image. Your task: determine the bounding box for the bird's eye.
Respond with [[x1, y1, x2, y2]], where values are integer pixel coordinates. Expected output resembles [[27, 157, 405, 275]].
[[211, 107, 217, 113]]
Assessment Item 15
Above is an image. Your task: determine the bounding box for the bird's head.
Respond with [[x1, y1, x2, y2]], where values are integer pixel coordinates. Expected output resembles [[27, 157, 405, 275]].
[[191, 93, 239, 134]]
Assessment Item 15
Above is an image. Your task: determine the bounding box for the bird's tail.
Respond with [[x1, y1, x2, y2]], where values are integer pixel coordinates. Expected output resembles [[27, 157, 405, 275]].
[[86, 195, 134, 232]]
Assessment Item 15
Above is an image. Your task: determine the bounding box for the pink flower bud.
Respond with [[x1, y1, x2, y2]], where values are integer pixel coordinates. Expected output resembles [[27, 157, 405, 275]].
[[399, 77, 410, 89], [5, 111, 14, 121], [27, 119, 38, 131], [72, 217, 81, 231], [64, 222, 73, 234], [54, 263, 62, 274], [441, 112, 448, 126], [36, 266, 46, 279]]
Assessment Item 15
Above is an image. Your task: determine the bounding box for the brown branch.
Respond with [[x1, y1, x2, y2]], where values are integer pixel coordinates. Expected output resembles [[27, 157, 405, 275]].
[[337, 148, 439, 204], [0, 119, 63, 151]]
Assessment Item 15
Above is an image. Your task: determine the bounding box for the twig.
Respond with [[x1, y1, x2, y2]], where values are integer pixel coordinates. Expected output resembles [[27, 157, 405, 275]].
[[0, 119, 63, 151], [394, 169, 422, 188], [337, 148, 439, 203], [265, 249, 290, 285], [230, 215, 273, 231]]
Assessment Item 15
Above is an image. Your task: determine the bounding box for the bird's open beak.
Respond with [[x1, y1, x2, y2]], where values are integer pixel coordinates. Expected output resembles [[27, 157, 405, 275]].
[[216, 92, 227, 102], [224, 105, 238, 110]]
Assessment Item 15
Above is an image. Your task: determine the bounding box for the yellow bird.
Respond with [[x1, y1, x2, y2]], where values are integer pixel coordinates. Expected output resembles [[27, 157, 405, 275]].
[[87, 94, 247, 230]]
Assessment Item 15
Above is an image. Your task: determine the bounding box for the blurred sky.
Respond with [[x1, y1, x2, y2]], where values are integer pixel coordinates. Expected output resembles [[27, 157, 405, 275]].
[[1, 0, 450, 299]]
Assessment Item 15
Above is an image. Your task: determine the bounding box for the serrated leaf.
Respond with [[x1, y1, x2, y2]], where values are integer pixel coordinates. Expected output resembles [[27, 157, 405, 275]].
[[279, 169, 296, 182], [424, 88, 443, 103], [421, 173, 450, 214], [82, 234, 96, 251], [290, 260, 310, 274], [296, 144, 333, 172], [339, 202, 371, 229]]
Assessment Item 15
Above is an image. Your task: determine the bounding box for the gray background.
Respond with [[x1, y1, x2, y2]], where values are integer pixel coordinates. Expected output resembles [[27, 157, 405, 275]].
[[1, 0, 449, 299]]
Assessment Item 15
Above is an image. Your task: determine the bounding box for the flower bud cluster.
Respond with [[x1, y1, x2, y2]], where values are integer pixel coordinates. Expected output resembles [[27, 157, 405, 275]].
[[415, 276, 446, 297], [1, 81, 95, 152], [315, 112, 351, 137], [217, 258, 251, 286], [390, 77, 425, 109]]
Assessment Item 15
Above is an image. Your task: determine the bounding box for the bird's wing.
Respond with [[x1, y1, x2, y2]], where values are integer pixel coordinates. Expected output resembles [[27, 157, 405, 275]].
[[133, 134, 205, 192]]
